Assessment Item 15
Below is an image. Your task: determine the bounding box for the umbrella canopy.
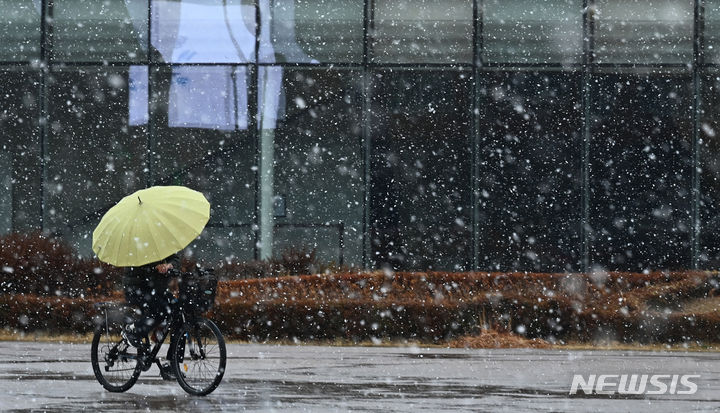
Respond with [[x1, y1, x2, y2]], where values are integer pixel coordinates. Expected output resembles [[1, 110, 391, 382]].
[[92, 186, 210, 267]]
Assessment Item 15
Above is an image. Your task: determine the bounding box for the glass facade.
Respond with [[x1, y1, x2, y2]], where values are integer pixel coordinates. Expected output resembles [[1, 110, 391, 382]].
[[482, 0, 583, 64], [371, 0, 473, 64], [0, 69, 41, 232], [45, 67, 148, 251], [478, 71, 582, 271], [370, 69, 472, 270], [53, 0, 148, 62], [593, 0, 694, 64], [0, 1, 41, 61], [701, 70, 720, 268], [589, 71, 693, 271], [1, 0, 719, 273]]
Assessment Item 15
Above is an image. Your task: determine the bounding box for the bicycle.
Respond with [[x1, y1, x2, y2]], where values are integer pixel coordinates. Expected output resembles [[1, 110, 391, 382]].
[[90, 268, 226, 396]]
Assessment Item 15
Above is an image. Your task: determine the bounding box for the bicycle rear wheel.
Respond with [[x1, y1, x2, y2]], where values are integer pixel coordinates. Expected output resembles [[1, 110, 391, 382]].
[[91, 318, 142, 392], [171, 318, 226, 396]]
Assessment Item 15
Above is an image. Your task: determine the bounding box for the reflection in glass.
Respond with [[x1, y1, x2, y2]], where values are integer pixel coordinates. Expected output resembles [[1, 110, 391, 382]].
[[482, 0, 582, 64], [478, 71, 582, 272], [589, 73, 692, 271], [0, 0, 41, 61], [700, 74, 720, 268], [169, 66, 250, 130], [151, 0, 256, 63], [53, 0, 148, 62], [260, 0, 363, 63], [150, 66, 255, 227], [46, 68, 147, 252], [148, 65, 280, 131], [267, 69, 363, 264], [371, 0, 473, 64], [191, 227, 256, 262], [594, 0, 693, 64], [0, 70, 41, 232], [370, 70, 472, 270], [0, 152, 10, 233], [705, 1, 720, 64], [128, 66, 149, 126]]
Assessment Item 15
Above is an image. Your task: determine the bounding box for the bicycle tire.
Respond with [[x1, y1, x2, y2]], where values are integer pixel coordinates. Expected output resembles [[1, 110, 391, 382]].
[[91, 319, 142, 392], [171, 318, 226, 396]]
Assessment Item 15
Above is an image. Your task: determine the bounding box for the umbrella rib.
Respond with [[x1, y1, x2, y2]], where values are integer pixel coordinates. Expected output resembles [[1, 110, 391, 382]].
[[146, 207, 174, 261], [92, 219, 111, 253], [101, 212, 126, 266], [156, 206, 208, 235], [161, 208, 210, 228], [93, 199, 129, 248], [93, 216, 125, 260], [121, 208, 144, 267], [149, 208, 198, 253], [106, 214, 127, 267], [153, 198, 210, 220]]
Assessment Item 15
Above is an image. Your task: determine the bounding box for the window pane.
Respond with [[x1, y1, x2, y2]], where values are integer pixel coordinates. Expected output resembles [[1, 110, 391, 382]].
[[370, 69, 472, 270], [46, 68, 148, 253], [705, 1, 720, 64], [0, 69, 42, 232], [0, 0, 40, 61], [594, 0, 693, 64], [371, 0, 473, 64], [53, 0, 148, 62], [151, 0, 256, 63], [589, 73, 692, 271], [482, 0, 582, 64], [478, 71, 582, 271], [150, 66, 256, 227], [700, 73, 720, 268], [259, 68, 363, 264], [191, 226, 256, 262], [259, 0, 364, 63]]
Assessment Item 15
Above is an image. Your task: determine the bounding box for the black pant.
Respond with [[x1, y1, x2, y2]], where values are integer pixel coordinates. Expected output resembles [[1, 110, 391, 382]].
[[124, 285, 173, 340]]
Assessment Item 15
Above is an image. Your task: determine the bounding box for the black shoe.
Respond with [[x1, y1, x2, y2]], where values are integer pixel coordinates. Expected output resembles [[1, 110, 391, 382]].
[[160, 363, 176, 381], [121, 325, 145, 349]]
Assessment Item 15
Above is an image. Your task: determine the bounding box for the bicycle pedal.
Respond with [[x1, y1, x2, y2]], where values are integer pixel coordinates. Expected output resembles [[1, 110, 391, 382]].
[[138, 351, 154, 372]]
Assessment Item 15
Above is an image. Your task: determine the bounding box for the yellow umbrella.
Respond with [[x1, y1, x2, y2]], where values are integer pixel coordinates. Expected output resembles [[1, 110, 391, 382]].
[[92, 186, 210, 267]]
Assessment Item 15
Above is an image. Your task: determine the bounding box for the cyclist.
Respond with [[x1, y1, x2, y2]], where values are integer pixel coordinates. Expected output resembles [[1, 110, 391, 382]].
[[121, 252, 180, 378]]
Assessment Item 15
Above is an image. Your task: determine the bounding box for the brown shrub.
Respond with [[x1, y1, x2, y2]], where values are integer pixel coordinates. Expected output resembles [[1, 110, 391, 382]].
[[215, 259, 274, 280], [214, 246, 350, 280], [447, 330, 551, 349], [0, 232, 122, 297], [0, 294, 99, 332], [213, 270, 720, 344], [4, 270, 720, 345]]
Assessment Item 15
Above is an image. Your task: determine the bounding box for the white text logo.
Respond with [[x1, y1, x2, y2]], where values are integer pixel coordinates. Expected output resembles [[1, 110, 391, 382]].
[[569, 374, 700, 395]]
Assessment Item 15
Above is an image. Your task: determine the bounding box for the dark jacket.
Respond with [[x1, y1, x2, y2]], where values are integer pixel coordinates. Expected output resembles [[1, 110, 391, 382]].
[[122, 253, 181, 292]]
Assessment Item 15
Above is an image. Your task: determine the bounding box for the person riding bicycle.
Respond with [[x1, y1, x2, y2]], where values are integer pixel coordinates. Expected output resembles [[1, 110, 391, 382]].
[[122, 252, 180, 378]]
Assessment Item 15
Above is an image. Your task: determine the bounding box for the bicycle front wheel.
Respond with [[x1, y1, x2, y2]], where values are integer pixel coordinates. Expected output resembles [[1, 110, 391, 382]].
[[171, 318, 226, 396], [91, 318, 142, 392]]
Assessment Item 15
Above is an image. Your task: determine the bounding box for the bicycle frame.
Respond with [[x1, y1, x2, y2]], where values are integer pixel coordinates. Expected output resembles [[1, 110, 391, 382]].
[[94, 301, 187, 370], [92, 294, 226, 395], [140, 304, 194, 371]]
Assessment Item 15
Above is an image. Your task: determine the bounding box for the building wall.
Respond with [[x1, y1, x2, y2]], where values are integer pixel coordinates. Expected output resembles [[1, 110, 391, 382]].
[[1, 0, 719, 272]]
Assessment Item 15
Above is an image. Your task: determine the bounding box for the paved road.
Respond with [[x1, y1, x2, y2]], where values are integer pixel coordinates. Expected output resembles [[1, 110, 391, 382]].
[[1, 341, 720, 412]]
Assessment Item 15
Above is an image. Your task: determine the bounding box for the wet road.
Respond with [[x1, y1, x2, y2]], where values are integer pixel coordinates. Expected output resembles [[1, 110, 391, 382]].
[[1, 341, 720, 412]]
